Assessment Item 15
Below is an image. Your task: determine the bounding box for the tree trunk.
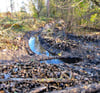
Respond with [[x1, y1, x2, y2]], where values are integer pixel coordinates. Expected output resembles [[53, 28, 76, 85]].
[[47, 0, 50, 17]]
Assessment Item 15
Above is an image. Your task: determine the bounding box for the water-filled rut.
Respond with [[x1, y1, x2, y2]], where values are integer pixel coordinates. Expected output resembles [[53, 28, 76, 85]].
[[29, 35, 64, 64]]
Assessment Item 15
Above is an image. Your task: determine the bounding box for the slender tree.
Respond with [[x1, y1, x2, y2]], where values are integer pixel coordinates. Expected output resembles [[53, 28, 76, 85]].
[[10, 0, 13, 13], [47, 0, 50, 17]]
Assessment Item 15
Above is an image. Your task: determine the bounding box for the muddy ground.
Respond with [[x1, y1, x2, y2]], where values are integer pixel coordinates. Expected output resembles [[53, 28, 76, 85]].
[[0, 24, 100, 93]]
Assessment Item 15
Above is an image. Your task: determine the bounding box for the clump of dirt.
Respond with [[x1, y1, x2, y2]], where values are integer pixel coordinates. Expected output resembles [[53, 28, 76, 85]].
[[3, 24, 12, 29]]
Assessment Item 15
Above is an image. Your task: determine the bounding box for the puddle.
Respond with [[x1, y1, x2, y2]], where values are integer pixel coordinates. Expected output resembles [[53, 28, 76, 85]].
[[29, 36, 64, 64], [40, 59, 63, 64]]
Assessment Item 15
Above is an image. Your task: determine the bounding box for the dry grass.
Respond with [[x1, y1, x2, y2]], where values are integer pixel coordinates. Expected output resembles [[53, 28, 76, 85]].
[[0, 18, 46, 50]]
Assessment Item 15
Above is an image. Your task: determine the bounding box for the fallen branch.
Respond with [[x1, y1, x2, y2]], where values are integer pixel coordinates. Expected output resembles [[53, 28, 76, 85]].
[[29, 86, 47, 93], [0, 78, 69, 83], [46, 83, 100, 93]]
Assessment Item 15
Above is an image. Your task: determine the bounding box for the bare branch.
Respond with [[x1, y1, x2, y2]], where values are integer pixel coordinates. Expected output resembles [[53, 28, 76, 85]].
[[91, 0, 100, 7], [54, 0, 84, 10]]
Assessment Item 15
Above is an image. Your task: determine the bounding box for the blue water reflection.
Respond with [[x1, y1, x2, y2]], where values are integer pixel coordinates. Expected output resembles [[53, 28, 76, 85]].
[[29, 36, 63, 64]]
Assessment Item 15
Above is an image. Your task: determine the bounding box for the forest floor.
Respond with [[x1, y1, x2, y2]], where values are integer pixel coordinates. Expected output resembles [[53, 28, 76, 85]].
[[0, 18, 100, 93], [0, 18, 46, 63]]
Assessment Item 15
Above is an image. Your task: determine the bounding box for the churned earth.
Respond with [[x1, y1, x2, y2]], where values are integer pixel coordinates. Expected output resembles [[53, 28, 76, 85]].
[[0, 21, 100, 93]]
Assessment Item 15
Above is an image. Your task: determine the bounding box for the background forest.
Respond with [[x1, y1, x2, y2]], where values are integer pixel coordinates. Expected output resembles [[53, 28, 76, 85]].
[[0, 0, 100, 31]]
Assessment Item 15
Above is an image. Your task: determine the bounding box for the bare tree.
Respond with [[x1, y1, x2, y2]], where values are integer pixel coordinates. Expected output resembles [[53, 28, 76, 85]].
[[10, 0, 13, 13]]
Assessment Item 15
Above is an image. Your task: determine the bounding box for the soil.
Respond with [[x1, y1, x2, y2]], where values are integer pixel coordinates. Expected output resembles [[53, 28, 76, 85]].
[[0, 29, 41, 64], [0, 37, 28, 64], [0, 24, 100, 93], [39, 30, 100, 62]]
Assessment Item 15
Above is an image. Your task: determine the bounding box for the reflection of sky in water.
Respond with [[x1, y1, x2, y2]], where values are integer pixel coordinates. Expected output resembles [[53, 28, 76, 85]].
[[29, 36, 63, 64], [29, 37, 50, 56], [40, 59, 63, 64]]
